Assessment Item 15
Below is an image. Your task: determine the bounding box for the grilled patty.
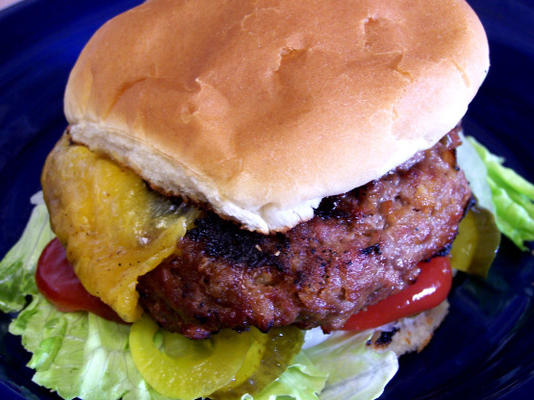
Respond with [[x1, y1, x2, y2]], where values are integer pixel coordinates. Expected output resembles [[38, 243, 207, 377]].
[[138, 129, 471, 339]]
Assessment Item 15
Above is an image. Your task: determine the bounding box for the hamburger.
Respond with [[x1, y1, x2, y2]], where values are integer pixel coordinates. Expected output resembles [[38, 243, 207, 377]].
[[2, 0, 506, 399], [44, 0, 489, 333]]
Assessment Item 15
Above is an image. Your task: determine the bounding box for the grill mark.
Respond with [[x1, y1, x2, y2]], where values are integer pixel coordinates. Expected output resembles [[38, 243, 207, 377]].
[[361, 243, 382, 256], [187, 214, 288, 269]]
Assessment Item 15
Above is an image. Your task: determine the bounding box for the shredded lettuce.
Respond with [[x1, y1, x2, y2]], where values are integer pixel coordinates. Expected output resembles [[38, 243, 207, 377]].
[[304, 331, 398, 400], [466, 136, 534, 250]]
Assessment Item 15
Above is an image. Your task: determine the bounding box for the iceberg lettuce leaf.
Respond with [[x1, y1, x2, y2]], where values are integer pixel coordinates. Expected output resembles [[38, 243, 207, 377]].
[[304, 331, 398, 400], [9, 294, 164, 400], [242, 353, 327, 400], [467, 137, 534, 250], [0, 198, 54, 313], [456, 134, 496, 214]]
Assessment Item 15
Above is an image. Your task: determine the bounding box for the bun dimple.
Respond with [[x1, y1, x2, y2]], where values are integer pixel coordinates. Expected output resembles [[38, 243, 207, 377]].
[[65, 0, 489, 233]]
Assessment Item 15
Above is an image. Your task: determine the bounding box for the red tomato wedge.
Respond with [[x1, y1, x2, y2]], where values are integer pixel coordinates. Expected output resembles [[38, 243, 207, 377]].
[[342, 256, 452, 331], [36, 238, 124, 323]]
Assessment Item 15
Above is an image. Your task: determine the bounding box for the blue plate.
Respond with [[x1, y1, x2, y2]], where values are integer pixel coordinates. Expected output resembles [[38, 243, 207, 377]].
[[0, 1, 532, 399]]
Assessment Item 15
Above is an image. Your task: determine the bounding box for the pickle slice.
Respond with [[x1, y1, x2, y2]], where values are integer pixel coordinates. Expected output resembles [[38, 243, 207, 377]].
[[215, 326, 304, 399], [129, 316, 252, 399], [451, 206, 501, 277], [220, 327, 270, 391]]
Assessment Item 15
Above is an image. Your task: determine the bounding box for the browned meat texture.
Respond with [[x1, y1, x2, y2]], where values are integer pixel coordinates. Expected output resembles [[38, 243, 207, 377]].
[[138, 131, 471, 339]]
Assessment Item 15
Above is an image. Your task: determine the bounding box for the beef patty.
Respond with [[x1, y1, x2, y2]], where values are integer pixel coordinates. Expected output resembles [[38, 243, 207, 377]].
[[138, 129, 471, 339]]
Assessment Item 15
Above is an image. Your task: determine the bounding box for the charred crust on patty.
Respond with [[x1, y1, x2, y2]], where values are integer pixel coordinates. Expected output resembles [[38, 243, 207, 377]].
[[360, 244, 382, 256], [187, 215, 289, 270]]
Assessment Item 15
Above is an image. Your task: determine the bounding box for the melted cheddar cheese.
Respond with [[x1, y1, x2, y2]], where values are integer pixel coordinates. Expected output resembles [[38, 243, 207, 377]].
[[42, 136, 198, 322]]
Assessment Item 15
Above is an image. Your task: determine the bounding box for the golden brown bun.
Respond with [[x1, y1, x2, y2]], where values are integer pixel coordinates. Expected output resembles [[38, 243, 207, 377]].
[[368, 300, 449, 355], [65, 0, 489, 233]]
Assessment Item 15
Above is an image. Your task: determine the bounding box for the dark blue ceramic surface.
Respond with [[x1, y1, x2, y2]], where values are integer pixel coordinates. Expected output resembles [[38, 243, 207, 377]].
[[0, 1, 533, 399]]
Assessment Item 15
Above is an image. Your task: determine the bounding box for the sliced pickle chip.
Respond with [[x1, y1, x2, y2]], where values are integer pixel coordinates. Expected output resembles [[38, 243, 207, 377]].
[[214, 326, 305, 399], [220, 327, 269, 391], [129, 316, 252, 400], [451, 206, 501, 278]]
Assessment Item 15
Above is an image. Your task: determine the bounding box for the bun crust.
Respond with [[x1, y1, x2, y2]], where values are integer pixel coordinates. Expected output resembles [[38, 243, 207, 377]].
[[368, 300, 449, 355], [65, 0, 489, 233]]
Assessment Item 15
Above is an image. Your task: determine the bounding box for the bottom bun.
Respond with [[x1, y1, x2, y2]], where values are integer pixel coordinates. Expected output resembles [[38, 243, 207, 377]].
[[368, 300, 450, 355]]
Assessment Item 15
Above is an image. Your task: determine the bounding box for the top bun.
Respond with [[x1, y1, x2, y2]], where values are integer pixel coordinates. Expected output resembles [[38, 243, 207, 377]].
[[65, 0, 489, 233]]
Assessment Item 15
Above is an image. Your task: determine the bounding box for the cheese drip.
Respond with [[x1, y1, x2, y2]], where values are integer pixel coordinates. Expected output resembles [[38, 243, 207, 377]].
[[42, 135, 198, 322]]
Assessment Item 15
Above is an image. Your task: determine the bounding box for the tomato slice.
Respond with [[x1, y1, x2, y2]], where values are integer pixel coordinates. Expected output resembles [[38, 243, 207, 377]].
[[36, 238, 124, 323], [342, 256, 452, 331]]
